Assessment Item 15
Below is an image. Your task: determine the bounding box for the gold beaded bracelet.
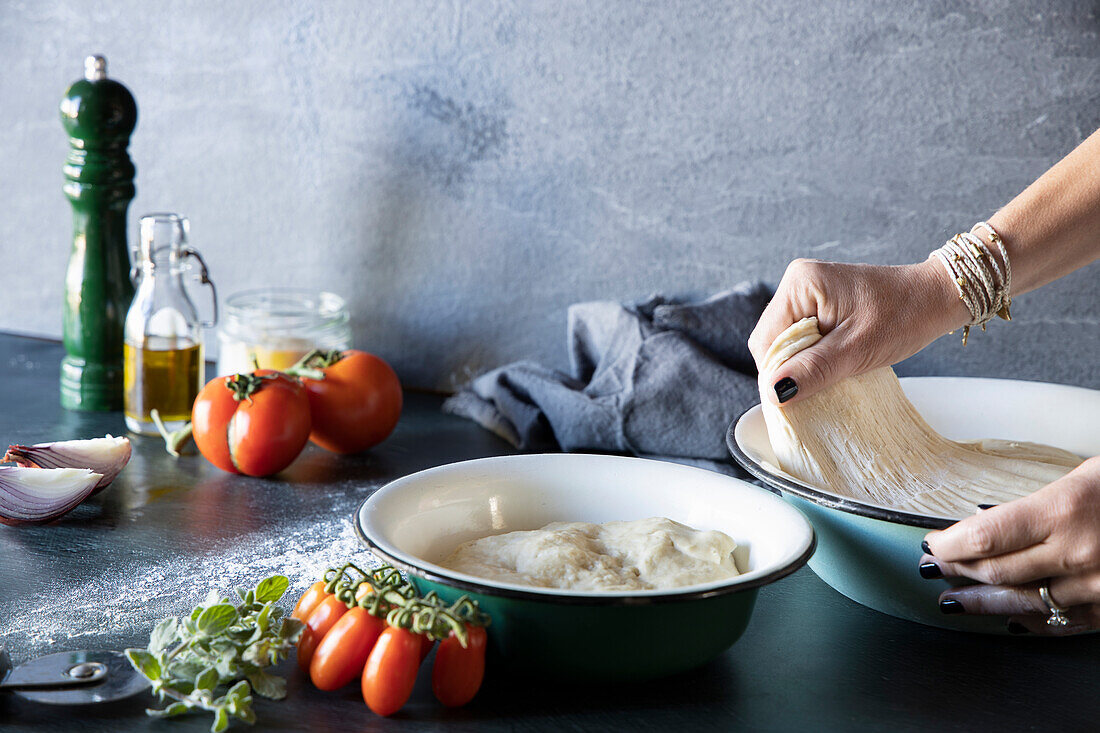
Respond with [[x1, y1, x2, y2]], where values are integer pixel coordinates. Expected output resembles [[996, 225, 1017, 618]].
[[929, 220, 1013, 345]]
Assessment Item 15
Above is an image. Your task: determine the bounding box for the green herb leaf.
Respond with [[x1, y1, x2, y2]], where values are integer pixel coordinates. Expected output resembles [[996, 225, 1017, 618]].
[[215, 656, 239, 679], [210, 637, 240, 655], [147, 701, 191, 718], [125, 649, 162, 681], [168, 659, 204, 679], [211, 707, 230, 733], [148, 617, 179, 654], [278, 617, 305, 641], [255, 603, 273, 633], [195, 666, 219, 692], [190, 637, 213, 655], [237, 705, 257, 725], [247, 669, 286, 700], [225, 680, 250, 704], [254, 575, 289, 603], [162, 678, 196, 697], [197, 604, 239, 636], [241, 640, 270, 667]]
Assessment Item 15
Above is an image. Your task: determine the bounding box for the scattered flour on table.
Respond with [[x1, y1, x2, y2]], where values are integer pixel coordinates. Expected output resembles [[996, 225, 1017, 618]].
[[0, 517, 376, 659]]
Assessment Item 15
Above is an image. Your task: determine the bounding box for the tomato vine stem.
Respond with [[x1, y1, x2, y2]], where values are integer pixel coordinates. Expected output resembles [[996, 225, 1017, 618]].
[[150, 409, 194, 457], [284, 349, 347, 382], [223, 372, 277, 404], [318, 563, 490, 649]]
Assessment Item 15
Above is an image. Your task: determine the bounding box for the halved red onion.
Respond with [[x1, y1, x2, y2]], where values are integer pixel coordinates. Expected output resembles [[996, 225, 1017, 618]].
[[0, 467, 103, 525], [4, 435, 131, 494]]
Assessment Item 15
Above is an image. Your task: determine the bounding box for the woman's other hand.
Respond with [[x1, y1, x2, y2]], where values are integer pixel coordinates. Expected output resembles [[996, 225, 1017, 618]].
[[748, 258, 969, 406], [921, 456, 1100, 634]]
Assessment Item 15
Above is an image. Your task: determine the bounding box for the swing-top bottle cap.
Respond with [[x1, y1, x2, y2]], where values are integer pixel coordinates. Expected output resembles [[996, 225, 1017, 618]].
[[84, 55, 108, 81]]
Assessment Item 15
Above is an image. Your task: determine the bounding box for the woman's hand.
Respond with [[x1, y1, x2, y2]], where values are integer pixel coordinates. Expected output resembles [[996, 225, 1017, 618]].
[[748, 258, 969, 405], [921, 456, 1100, 634]]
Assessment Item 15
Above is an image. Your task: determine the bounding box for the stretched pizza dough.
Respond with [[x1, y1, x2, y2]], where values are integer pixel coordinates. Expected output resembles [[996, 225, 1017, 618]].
[[761, 317, 1082, 518]]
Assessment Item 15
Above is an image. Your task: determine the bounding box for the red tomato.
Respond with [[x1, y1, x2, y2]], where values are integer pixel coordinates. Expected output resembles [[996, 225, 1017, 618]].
[[191, 370, 311, 476], [298, 594, 348, 671], [310, 607, 386, 691], [431, 625, 487, 708], [361, 626, 421, 716], [292, 581, 328, 622], [419, 634, 435, 664], [297, 350, 402, 454]]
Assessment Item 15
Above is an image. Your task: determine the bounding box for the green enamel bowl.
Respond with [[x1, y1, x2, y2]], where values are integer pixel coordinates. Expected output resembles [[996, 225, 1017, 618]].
[[354, 453, 815, 681], [727, 377, 1100, 634]]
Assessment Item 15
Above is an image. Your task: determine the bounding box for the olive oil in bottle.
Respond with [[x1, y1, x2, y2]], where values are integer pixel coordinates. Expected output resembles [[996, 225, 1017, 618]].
[[124, 338, 204, 427], [123, 213, 217, 435]]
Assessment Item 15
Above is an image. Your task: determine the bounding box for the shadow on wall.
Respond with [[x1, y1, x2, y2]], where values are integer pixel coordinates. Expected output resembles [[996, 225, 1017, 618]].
[[342, 76, 513, 388], [402, 83, 509, 197]]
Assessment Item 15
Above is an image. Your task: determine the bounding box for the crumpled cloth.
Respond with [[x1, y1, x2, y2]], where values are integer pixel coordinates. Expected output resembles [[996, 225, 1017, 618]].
[[442, 281, 772, 474]]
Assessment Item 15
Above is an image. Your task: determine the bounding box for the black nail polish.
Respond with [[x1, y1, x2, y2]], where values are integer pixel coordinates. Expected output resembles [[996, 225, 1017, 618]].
[[1007, 621, 1030, 635], [919, 562, 943, 579], [774, 377, 798, 404], [921, 540, 933, 556], [977, 504, 998, 510], [939, 598, 965, 615]]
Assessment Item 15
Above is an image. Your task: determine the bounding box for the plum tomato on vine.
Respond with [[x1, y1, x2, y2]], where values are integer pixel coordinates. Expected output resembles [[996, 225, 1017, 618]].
[[297, 594, 348, 672], [361, 626, 421, 716], [431, 624, 487, 708], [292, 581, 328, 622], [310, 607, 386, 691], [191, 370, 311, 477]]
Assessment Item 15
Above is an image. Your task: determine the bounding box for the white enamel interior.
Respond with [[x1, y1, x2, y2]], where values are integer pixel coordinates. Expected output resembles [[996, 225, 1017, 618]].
[[359, 453, 815, 598], [735, 377, 1100, 519]]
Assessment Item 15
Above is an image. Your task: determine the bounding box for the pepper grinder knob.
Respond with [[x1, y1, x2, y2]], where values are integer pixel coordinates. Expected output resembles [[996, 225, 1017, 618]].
[[84, 55, 107, 81]]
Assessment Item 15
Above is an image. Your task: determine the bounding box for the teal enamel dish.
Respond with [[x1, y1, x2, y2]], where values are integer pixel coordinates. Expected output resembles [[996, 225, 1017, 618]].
[[354, 453, 815, 681], [727, 377, 1100, 634]]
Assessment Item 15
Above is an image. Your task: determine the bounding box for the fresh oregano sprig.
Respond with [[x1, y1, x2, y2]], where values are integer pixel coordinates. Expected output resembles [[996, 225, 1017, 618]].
[[125, 575, 305, 733]]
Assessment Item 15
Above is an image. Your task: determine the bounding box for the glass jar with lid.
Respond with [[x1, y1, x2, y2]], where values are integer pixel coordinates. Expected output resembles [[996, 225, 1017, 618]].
[[216, 289, 351, 377]]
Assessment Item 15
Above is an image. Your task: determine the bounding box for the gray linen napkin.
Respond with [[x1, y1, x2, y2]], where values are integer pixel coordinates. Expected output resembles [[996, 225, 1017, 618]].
[[442, 281, 772, 473]]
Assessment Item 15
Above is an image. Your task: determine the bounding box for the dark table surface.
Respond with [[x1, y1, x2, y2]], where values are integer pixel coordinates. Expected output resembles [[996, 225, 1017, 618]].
[[1, 332, 1097, 732]]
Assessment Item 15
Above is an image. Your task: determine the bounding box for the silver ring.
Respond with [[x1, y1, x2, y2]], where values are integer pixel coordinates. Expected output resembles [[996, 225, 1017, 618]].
[[1038, 581, 1069, 627]]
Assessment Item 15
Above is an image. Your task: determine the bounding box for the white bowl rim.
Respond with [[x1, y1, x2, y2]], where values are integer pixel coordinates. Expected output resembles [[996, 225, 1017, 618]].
[[727, 376, 1099, 529], [354, 453, 816, 605]]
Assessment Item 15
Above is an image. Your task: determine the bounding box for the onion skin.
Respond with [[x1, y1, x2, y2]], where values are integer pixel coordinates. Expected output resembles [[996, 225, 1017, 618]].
[[4, 435, 130, 494], [0, 467, 102, 526]]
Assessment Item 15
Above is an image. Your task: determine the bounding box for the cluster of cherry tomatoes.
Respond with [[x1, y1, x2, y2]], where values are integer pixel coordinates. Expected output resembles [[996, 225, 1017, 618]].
[[191, 349, 402, 476], [292, 565, 489, 717]]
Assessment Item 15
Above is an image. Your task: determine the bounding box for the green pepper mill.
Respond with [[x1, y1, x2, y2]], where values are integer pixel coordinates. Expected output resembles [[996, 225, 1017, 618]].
[[59, 55, 138, 411]]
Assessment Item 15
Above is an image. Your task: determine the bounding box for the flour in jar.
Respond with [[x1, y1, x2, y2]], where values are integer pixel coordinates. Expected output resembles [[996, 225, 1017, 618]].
[[440, 517, 741, 591]]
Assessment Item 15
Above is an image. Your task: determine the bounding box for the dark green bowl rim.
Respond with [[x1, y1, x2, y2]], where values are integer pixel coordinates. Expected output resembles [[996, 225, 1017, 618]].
[[725, 406, 954, 531], [353, 491, 816, 607]]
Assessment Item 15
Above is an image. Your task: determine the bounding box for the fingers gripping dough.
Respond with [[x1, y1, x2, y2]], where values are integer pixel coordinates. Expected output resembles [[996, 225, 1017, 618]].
[[761, 318, 1082, 519]]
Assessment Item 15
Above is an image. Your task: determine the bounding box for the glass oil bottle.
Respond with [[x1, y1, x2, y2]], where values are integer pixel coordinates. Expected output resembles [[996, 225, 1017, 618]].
[[123, 213, 217, 434]]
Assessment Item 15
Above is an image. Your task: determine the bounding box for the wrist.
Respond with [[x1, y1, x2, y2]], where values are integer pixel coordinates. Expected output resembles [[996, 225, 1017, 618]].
[[911, 258, 971, 337]]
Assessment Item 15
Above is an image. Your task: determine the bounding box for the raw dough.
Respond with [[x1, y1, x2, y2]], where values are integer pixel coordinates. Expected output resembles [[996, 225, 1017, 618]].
[[440, 517, 740, 591], [761, 317, 1082, 518]]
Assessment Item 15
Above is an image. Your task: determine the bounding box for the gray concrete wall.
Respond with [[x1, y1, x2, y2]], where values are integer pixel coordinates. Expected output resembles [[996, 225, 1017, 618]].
[[2, 1, 1098, 391]]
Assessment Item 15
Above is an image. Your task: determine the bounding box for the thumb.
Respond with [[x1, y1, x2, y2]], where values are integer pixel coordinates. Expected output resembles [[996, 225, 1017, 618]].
[[761, 329, 859, 407]]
